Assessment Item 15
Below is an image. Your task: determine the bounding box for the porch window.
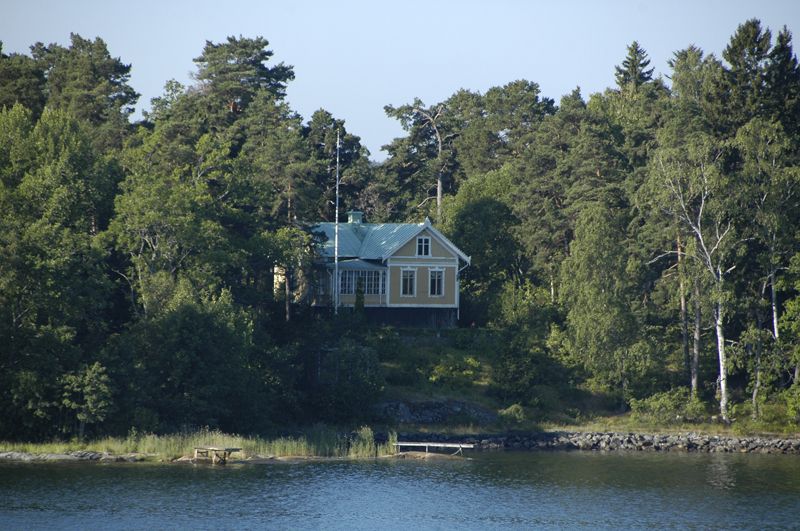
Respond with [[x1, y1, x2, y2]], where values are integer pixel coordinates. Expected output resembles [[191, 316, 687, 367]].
[[339, 270, 385, 295]]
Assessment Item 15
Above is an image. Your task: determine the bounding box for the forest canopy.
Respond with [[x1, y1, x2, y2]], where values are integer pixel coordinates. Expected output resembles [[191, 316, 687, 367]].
[[2, 20, 800, 440]]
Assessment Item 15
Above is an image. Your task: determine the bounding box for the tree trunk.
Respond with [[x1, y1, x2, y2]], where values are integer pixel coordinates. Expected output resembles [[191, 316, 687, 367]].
[[751, 315, 763, 420], [412, 107, 444, 221], [770, 269, 779, 341], [692, 281, 701, 397], [678, 235, 690, 386], [715, 296, 729, 422], [284, 267, 291, 322], [287, 184, 292, 225], [436, 141, 443, 221]]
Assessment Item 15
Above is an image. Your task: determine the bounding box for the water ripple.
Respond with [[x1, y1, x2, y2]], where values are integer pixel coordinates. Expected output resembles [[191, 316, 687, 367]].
[[2, 451, 800, 530]]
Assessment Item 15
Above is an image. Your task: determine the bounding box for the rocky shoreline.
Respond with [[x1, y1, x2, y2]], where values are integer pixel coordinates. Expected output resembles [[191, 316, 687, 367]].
[[382, 431, 800, 454], [0, 450, 150, 462], [3, 430, 800, 463]]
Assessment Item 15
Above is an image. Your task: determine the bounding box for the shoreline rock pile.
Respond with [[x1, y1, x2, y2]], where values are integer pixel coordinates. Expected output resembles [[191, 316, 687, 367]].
[[0, 450, 146, 462], [385, 431, 800, 454]]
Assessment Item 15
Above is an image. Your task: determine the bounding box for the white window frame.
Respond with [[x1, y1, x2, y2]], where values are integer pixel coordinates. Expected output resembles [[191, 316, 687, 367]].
[[416, 236, 431, 257], [339, 270, 386, 296], [429, 268, 444, 298], [401, 268, 417, 297]]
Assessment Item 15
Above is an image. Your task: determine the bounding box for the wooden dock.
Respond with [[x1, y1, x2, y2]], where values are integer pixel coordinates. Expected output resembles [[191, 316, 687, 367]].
[[193, 446, 241, 464], [393, 442, 474, 455]]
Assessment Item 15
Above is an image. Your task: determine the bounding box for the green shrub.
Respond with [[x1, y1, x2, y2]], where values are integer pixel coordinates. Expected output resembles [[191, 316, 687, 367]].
[[451, 329, 475, 350], [383, 431, 398, 456], [784, 383, 800, 423], [497, 403, 526, 426], [629, 388, 705, 424], [349, 426, 376, 457], [369, 334, 404, 362], [429, 354, 481, 389]]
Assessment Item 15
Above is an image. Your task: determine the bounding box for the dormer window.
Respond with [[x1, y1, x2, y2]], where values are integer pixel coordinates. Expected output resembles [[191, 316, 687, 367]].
[[417, 236, 430, 257]]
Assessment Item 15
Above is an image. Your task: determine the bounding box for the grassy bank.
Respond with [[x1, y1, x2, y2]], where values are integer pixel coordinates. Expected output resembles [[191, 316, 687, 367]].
[[372, 414, 799, 439], [374, 330, 800, 438], [0, 426, 398, 461]]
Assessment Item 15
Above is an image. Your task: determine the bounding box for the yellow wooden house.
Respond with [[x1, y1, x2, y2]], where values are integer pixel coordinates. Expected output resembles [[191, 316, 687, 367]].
[[310, 212, 470, 327]]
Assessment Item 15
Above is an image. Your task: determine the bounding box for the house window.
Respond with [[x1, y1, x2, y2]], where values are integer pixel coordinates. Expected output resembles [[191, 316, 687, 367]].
[[429, 270, 443, 297], [417, 236, 430, 257], [339, 271, 385, 295], [401, 270, 415, 296], [339, 271, 349, 295]]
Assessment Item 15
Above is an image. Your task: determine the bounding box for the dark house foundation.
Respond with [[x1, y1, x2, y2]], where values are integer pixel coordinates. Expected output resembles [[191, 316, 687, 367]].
[[363, 307, 458, 328], [314, 306, 458, 328]]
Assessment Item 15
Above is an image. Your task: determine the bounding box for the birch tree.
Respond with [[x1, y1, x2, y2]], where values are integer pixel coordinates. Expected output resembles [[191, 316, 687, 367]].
[[649, 105, 741, 421], [735, 118, 800, 381]]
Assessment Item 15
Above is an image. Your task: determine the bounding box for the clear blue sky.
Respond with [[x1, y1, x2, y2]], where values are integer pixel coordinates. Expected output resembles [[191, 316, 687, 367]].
[[2, 1, 798, 161]]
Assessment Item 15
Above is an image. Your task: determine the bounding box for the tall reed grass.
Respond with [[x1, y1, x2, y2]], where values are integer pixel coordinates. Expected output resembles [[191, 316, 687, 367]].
[[1, 427, 398, 460]]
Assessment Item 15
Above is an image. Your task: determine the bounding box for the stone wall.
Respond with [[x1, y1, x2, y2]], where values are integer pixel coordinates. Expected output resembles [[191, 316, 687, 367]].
[[375, 431, 800, 454], [0, 450, 144, 462]]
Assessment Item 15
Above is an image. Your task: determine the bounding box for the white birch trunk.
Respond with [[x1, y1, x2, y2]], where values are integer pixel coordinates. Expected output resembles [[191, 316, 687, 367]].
[[715, 296, 729, 422]]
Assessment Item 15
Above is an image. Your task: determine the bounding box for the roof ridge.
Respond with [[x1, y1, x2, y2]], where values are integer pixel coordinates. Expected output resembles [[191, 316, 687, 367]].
[[358, 225, 375, 255], [310, 219, 469, 265]]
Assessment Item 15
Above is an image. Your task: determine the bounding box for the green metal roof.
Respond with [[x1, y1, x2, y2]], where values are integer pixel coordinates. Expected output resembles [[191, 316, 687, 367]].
[[324, 259, 387, 270], [310, 218, 470, 264]]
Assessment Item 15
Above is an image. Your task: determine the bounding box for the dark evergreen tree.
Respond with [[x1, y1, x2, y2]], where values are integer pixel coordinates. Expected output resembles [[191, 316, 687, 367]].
[[303, 109, 369, 221], [766, 26, 800, 138], [615, 41, 654, 90], [238, 91, 319, 226], [384, 99, 462, 220], [0, 42, 46, 119], [510, 89, 627, 298], [191, 36, 294, 129], [722, 20, 772, 127], [31, 34, 139, 152]]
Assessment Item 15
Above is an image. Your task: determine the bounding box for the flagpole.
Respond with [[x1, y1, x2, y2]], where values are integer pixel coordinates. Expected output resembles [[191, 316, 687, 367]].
[[334, 129, 340, 314]]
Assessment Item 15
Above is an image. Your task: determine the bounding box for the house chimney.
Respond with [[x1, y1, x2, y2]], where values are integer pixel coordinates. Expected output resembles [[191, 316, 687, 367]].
[[347, 211, 363, 224]]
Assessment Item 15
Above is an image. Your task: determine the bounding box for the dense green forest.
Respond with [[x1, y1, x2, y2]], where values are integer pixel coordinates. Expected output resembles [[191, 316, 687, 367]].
[[2, 20, 800, 441]]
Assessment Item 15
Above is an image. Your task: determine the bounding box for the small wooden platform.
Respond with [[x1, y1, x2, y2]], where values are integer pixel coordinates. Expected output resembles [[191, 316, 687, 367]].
[[393, 442, 475, 455], [193, 446, 241, 464]]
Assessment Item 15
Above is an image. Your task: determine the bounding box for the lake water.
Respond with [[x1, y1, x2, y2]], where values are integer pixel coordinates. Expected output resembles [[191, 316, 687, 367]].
[[2, 450, 800, 530]]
